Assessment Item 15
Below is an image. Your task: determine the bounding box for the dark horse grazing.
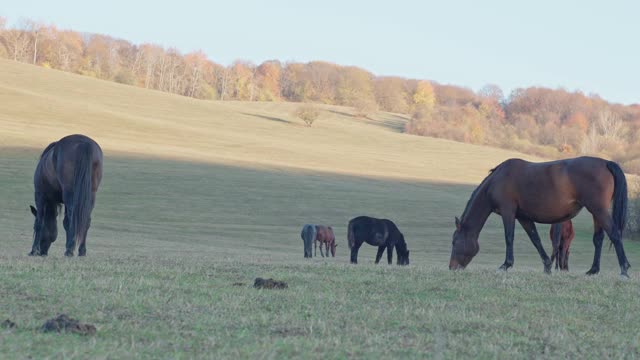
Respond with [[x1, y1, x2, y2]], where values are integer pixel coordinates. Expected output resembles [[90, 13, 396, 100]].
[[348, 216, 409, 265], [300, 224, 317, 258], [449, 156, 630, 278], [29, 134, 103, 257], [315, 225, 337, 258], [550, 220, 575, 271]]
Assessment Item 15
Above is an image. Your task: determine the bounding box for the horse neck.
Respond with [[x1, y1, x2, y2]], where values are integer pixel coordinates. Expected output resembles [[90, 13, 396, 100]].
[[395, 236, 407, 252], [461, 186, 493, 239]]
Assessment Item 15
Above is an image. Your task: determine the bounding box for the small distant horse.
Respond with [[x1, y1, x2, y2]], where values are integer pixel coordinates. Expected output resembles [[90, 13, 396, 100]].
[[300, 224, 317, 258], [348, 216, 409, 265], [29, 134, 103, 257], [449, 156, 630, 278], [550, 220, 575, 271], [315, 225, 337, 258]]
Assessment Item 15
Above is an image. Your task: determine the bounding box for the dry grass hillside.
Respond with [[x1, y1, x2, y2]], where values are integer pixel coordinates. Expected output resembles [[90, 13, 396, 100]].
[[0, 59, 542, 184]]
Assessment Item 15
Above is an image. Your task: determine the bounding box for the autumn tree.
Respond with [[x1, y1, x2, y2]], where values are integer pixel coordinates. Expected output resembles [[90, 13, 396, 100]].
[[413, 80, 436, 111], [280, 62, 308, 101], [478, 84, 504, 103], [305, 61, 339, 103], [434, 84, 475, 107], [0, 17, 6, 58], [374, 77, 410, 113], [255, 60, 282, 101], [564, 112, 589, 132], [2, 24, 30, 61]]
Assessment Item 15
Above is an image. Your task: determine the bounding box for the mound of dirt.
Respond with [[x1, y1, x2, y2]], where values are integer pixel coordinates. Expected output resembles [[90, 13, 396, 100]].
[[40, 314, 96, 336], [254, 277, 288, 289], [1, 319, 16, 329]]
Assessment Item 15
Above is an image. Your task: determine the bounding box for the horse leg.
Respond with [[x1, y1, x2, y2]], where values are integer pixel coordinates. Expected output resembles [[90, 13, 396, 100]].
[[562, 248, 570, 271], [305, 238, 312, 258], [350, 241, 362, 264], [518, 219, 552, 274], [375, 246, 385, 264], [586, 220, 604, 275], [78, 218, 90, 256], [386, 244, 394, 265], [63, 193, 75, 257], [600, 217, 631, 278], [314, 239, 317, 257], [319, 240, 325, 257], [550, 224, 560, 270], [498, 212, 516, 271], [587, 206, 630, 277], [557, 244, 564, 271]]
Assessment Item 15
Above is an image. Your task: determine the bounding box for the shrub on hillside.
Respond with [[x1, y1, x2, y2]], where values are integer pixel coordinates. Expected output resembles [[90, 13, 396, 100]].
[[294, 104, 320, 127], [114, 70, 135, 85], [353, 97, 378, 118]]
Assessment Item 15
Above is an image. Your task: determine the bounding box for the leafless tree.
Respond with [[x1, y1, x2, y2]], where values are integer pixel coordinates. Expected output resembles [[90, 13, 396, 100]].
[[596, 109, 625, 140]]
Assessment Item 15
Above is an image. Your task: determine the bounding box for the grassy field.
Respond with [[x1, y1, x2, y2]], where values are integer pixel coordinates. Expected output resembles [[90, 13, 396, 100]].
[[1, 60, 640, 359]]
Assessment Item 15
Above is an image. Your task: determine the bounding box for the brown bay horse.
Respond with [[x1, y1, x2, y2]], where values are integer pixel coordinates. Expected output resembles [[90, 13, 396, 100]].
[[29, 134, 103, 257], [550, 220, 575, 271], [348, 216, 410, 265], [449, 156, 630, 278], [315, 225, 337, 257]]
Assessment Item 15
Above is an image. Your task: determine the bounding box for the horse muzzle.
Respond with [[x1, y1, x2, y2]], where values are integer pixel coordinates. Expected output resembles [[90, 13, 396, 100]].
[[449, 259, 466, 270]]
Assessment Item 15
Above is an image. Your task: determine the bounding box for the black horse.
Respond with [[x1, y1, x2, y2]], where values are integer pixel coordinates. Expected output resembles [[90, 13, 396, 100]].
[[29, 134, 103, 257], [347, 216, 409, 265]]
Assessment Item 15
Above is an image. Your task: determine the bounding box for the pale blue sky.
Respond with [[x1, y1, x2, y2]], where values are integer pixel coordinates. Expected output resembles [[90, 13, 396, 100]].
[[3, 0, 639, 104]]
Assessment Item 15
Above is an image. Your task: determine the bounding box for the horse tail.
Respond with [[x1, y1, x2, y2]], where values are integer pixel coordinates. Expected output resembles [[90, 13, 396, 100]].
[[347, 221, 355, 249], [71, 143, 94, 251], [606, 161, 628, 239], [328, 226, 336, 256]]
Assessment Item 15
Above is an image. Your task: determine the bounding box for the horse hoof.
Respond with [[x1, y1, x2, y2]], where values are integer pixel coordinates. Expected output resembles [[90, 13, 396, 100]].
[[586, 269, 599, 276], [620, 273, 630, 280], [64, 252, 73, 257]]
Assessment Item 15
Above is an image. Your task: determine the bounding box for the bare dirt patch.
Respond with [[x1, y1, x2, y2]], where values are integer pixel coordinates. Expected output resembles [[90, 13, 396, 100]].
[[1, 319, 16, 329], [270, 326, 309, 337], [40, 314, 96, 336], [254, 278, 288, 289]]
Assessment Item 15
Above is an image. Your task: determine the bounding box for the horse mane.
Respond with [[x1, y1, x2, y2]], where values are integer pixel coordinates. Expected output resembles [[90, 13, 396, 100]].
[[39, 141, 57, 159], [460, 166, 500, 222]]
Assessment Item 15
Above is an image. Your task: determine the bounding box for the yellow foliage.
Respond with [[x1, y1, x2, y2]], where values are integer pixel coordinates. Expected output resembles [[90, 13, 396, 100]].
[[413, 81, 436, 112]]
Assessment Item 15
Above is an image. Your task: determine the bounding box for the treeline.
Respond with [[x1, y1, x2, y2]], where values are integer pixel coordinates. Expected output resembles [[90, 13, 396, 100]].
[[1, 18, 640, 173]]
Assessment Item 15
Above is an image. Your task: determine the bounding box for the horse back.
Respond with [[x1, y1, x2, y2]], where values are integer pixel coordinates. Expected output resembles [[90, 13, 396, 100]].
[[55, 135, 104, 191], [301, 224, 316, 241], [349, 216, 390, 246], [489, 157, 613, 223]]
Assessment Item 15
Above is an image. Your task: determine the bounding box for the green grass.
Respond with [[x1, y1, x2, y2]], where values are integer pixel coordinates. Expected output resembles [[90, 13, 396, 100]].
[[1, 152, 639, 359], [1, 61, 639, 359]]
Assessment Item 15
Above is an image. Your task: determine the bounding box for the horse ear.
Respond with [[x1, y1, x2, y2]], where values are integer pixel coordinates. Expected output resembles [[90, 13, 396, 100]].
[[455, 216, 461, 230], [30, 205, 37, 217]]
